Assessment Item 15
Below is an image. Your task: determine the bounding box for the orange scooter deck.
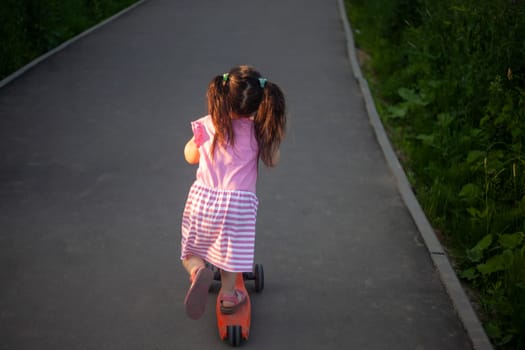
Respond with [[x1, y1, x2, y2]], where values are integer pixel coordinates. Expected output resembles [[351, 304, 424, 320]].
[[216, 273, 251, 345]]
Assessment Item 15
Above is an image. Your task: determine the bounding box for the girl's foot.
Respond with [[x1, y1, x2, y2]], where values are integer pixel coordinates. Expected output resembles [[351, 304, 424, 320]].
[[219, 289, 247, 314], [184, 266, 213, 319]]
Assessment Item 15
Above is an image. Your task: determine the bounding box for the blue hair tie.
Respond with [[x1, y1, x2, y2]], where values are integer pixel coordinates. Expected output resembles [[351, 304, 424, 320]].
[[259, 78, 267, 88]]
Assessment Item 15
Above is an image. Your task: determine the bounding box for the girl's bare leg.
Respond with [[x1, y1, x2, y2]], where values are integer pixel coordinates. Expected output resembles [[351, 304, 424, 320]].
[[220, 270, 241, 307], [182, 255, 205, 277]]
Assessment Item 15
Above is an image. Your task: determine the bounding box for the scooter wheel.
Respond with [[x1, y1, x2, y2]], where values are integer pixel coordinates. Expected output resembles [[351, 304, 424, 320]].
[[242, 271, 254, 280], [213, 269, 221, 281], [254, 264, 264, 293], [227, 325, 242, 347]]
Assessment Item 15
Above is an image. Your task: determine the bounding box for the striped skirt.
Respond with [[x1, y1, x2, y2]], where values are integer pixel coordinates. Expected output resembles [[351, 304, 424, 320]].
[[180, 181, 259, 273]]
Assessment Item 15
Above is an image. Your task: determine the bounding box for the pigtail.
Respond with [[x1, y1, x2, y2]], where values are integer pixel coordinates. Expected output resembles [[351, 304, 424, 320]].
[[254, 81, 287, 167], [206, 65, 286, 166], [207, 75, 234, 158]]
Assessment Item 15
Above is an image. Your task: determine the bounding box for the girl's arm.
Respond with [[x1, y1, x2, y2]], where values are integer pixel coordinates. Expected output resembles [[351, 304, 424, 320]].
[[184, 137, 200, 164]]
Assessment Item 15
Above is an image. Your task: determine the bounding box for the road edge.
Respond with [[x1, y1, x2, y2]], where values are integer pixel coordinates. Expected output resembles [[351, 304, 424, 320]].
[[336, 1, 493, 349], [0, 0, 149, 90]]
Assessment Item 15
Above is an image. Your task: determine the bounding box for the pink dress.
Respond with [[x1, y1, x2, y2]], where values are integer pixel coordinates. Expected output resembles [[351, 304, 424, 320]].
[[180, 115, 259, 272]]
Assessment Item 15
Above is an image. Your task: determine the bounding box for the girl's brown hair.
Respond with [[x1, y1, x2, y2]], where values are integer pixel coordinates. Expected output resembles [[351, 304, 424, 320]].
[[207, 65, 286, 167]]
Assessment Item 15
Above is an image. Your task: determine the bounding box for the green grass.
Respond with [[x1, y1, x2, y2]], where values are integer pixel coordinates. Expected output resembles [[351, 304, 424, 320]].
[[0, 0, 140, 81], [345, 0, 525, 348]]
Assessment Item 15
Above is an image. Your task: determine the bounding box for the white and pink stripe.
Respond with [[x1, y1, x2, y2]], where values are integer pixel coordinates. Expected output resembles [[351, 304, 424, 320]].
[[181, 181, 259, 273]]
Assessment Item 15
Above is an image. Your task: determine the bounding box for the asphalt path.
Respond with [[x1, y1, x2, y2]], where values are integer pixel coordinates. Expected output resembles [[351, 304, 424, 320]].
[[0, 0, 473, 349]]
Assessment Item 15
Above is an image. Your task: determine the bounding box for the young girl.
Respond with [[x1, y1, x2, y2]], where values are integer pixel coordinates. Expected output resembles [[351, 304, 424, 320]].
[[181, 65, 286, 320]]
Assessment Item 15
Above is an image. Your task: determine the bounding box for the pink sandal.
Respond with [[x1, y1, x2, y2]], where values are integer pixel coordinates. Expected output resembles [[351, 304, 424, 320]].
[[219, 289, 247, 314], [184, 267, 213, 320]]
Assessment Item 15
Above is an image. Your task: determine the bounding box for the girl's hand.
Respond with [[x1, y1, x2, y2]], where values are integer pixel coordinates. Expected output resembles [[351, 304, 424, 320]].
[[184, 137, 200, 164]]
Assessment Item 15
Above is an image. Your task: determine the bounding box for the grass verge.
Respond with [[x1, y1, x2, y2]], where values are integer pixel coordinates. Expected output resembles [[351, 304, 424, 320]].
[[0, 0, 140, 81], [344, 0, 525, 349]]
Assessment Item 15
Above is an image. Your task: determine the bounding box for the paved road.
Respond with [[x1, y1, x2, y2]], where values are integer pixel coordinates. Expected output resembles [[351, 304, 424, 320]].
[[0, 1, 473, 349]]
